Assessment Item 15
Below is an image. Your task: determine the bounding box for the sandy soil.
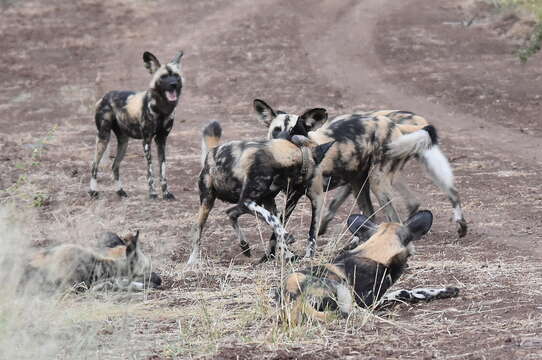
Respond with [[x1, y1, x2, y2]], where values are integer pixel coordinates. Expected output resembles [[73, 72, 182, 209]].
[[0, 0, 540, 358]]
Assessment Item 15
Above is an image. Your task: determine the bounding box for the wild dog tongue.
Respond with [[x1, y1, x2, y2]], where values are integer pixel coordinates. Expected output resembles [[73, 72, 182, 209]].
[[165, 90, 177, 102]]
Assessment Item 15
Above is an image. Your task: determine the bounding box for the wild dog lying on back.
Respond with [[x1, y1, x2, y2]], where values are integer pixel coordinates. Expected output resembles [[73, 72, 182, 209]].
[[21, 231, 160, 292], [89, 51, 184, 199], [254, 100, 467, 239], [277, 211, 459, 324], [186, 120, 333, 265]]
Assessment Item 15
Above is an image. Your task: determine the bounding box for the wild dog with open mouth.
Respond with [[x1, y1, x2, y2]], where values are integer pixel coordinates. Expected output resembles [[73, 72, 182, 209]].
[[275, 210, 459, 324], [186, 120, 333, 265], [89, 51, 184, 199], [254, 100, 467, 239], [21, 231, 158, 292]]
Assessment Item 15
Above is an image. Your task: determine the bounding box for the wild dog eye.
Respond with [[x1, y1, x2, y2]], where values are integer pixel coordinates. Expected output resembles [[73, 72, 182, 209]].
[[272, 127, 281, 138]]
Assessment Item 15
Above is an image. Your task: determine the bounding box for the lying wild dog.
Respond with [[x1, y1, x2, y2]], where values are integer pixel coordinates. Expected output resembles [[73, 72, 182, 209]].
[[254, 100, 467, 239], [186, 120, 333, 265], [89, 51, 184, 200], [21, 231, 158, 292], [275, 211, 459, 324], [98, 232, 162, 290]]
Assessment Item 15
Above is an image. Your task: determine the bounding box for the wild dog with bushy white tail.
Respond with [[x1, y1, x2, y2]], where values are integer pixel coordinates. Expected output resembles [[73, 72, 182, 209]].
[[186, 120, 334, 265], [21, 231, 159, 292], [276, 210, 459, 324], [254, 100, 467, 238]]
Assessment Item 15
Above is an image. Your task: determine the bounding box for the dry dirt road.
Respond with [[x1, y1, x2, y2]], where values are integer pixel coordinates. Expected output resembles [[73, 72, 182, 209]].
[[0, 0, 540, 359]]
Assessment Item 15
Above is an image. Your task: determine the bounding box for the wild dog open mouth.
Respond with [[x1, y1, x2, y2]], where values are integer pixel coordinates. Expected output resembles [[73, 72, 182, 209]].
[[165, 90, 177, 102]]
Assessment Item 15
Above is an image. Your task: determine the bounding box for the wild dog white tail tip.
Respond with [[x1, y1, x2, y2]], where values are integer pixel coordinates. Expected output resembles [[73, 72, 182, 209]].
[[201, 121, 222, 167]]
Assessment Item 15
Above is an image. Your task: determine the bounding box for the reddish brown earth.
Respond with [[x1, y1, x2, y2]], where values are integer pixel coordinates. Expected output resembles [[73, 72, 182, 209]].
[[0, 0, 540, 359]]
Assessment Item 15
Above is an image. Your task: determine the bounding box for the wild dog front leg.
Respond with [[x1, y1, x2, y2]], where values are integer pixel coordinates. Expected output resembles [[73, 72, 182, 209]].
[[244, 201, 297, 260], [155, 134, 174, 200], [305, 182, 325, 258], [142, 137, 158, 199], [225, 204, 252, 257]]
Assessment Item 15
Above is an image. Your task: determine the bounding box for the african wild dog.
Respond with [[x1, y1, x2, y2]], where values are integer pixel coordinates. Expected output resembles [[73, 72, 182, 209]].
[[21, 231, 158, 292], [186, 120, 333, 265], [98, 232, 162, 289], [89, 51, 184, 199], [275, 210, 459, 324], [254, 100, 467, 239]]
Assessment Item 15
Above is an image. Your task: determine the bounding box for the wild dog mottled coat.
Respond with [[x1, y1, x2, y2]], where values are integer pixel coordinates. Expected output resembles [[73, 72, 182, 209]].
[[90, 51, 184, 199]]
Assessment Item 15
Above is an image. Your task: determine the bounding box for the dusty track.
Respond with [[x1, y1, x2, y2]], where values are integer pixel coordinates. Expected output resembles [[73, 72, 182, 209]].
[[0, 0, 541, 358]]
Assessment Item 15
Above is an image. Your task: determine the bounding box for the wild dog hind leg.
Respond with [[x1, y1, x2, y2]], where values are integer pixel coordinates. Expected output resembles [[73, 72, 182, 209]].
[[111, 134, 129, 197], [142, 136, 158, 199]]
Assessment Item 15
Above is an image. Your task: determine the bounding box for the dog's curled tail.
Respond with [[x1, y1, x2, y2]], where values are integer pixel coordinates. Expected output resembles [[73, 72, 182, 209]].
[[201, 121, 222, 167]]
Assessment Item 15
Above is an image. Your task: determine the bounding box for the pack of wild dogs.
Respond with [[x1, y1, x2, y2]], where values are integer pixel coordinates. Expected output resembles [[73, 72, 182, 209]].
[[21, 50, 466, 323]]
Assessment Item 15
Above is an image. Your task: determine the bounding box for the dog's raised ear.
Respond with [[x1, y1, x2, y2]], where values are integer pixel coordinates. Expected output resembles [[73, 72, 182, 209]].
[[404, 210, 433, 242], [299, 108, 328, 132], [347, 214, 378, 240], [124, 230, 140, 258], [143, 52, 161, 74], [170, 50, 184, 64], [253, 99, 276, 126]]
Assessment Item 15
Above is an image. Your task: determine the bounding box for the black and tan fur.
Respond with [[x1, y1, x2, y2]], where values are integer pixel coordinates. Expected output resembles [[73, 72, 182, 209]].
[[254, 100, 467, 238], [186, 120, 333, 265], [276, 211, 459, 324], [89, 51, 184, 199], [21, 231, 157, 292]]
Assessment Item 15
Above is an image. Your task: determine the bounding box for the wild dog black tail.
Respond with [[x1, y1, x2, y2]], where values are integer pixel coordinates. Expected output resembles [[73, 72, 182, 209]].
[[201, 121, 222, 167], [387, 125, 454, 204]]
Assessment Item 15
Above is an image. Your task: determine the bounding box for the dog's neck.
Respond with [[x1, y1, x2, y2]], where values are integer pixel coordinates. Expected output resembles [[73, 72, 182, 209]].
[[147, 89, 177, 116]]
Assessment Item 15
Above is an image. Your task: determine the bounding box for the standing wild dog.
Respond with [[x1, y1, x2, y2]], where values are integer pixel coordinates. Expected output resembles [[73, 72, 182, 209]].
[[186, 120, 333, 265], [89, 51, 184, 199], [254, 100, 467, 239], [21, 231, 158, 292], [276, 210, 459, 324]]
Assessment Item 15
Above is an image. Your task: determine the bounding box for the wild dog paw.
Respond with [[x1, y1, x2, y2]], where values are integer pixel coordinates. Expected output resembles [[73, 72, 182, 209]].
[[116, 189, 128, 198], [149, 193, 158, 200], [162, 192, 175, 200], [88, 190, 99, 199], [456, 219, 468, 238], [284, 233, 296, 244], [240, 241, 251, 257], [256, 253, 274, 264]]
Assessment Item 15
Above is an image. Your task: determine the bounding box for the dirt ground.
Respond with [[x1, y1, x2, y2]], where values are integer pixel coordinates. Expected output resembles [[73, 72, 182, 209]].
[[0, 0, 541, 359]]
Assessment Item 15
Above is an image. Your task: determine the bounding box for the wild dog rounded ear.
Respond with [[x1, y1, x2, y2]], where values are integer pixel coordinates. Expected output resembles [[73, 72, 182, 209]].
[[300, 108, 328, 131], [405, 210, 433, 240], [253, 99, 276, 126], [143, 51, 161, 74], [312, 141, 334, 165], [171, 51, 184, 64], [347, 214, 378, 239], [124, 230, 140, 258]]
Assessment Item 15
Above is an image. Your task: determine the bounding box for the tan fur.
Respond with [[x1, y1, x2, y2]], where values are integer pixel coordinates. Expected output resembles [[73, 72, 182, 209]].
[[125, 91, 145, 120], [351, 224, 408, 266]]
